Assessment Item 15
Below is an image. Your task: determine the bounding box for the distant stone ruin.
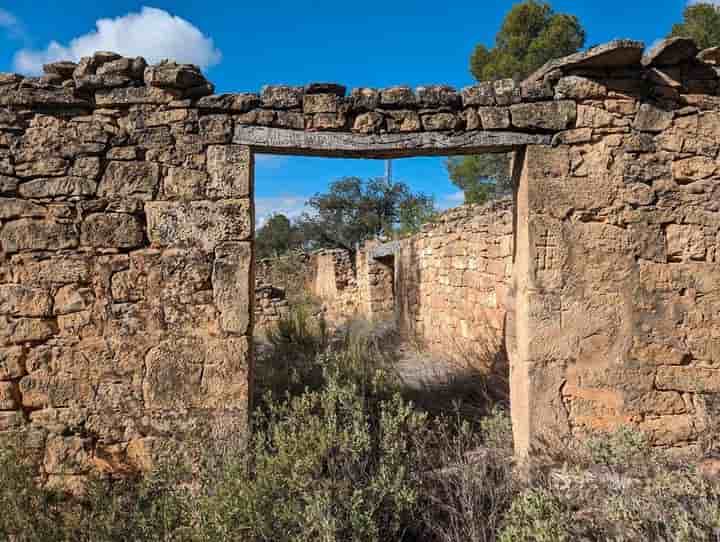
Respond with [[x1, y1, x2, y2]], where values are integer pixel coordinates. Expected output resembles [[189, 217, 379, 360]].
[[2, 36, 720, 482]]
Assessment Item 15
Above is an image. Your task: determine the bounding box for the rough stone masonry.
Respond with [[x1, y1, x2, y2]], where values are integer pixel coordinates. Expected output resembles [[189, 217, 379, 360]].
[[1, 36, 720, 483]]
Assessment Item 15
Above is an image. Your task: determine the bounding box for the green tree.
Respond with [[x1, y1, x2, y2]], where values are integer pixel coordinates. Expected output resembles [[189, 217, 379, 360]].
[[398, 193, 437, 235], [451, 1, 585, 205], [256, 213, 302, 259], [446, 154, 513, 204], [297, 177, 434, 250], [670, 3, 720, 49], [470, 0, 585, 82]]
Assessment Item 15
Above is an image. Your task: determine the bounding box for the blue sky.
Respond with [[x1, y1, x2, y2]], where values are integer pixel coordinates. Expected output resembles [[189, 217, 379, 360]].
[[0, 0, 697, 223]]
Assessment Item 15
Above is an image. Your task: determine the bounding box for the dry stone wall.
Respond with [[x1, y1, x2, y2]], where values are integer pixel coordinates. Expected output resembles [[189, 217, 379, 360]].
[[395, 200, 513, 359], [3, 36, 720, 471]]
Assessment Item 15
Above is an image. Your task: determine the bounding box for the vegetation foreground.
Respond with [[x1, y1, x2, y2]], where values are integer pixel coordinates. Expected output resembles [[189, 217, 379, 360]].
[[1, 307, 720, 541]]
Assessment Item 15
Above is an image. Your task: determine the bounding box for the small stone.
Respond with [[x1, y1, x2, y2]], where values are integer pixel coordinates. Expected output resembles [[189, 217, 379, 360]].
[[421, 112, 461, 131], [98, 161, 160, 200], [0, 219, 78, 253], [43, 61, 77, 79], [0, 285, 52, 317], [351, 88, 380, 110], [416, 85, 460, 108], [305, 83, 346, 96], [144, 61, 207, 89], [461, 82, 495, 107], [511, 101, 576, 131], [261, 85, 303, 109], [303, 93, 338, 114], [478, 107, 511, 130], [380, 86, 416, 108], [633, 103, 673, 132], [199, 114, 233, 144], [352, 112, 384, 134]]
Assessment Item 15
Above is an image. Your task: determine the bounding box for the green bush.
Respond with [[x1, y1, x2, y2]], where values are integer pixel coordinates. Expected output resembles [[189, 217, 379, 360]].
[[198, 363, 429, 542]]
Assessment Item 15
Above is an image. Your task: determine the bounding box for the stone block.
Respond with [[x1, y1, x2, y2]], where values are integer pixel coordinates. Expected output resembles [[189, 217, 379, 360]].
[[98, 161, 160, 200], [0, 285, 52, 317], [633, 103, 673, 132], [511, 101, 576, 131], [18, 177, 97, 199], [199, 114, 233, 144], [0, 316, 57, 345], [352, 112, 384, 133], [146, 199, 251, 252], [0, 219, 78, 253], [213, 242, 251, 335], [303, 93, 338, 114], [81, 213, 145, 249], [0, 382, 18, 410], [666, 224, 706, 261], [478, 107, 510, 130], [164, 167, 209, 200], [143, 337, 248, 409], [54, 284, 94, 315], [656, 366, 720, 393], [0, 198, 45, 220], [0, 347, 25, 380], [206, 145, 252, 199]]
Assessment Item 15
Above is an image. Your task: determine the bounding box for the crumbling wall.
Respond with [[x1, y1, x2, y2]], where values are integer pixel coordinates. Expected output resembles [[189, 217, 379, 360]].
[[395, 200, 513, 359], [4, 36, 720, 470], [510, 38, 720, 455], [0, 56, 253, 484]]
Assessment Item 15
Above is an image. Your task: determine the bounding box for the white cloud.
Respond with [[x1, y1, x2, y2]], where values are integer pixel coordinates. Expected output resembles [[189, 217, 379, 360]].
[[13, 6, 221, 75], [255, 195, 310, 228], [438, 191, 465, 209]]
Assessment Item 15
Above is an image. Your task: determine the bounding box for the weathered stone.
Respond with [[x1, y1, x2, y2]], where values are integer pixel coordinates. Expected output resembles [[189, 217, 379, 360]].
[[143, 337, 248, 409], [385, 110, 421, 132], [274, 111, 305, 129], [351, 88, 380, 110], [13, 254, 90, 285], [44, 436, 92, 475], [666, 224, 706, 261], [421, 112, 461, 131], [81, 213, 145, 249], [0, 316, 57, 344], [633, 103, 673, 132], [0, 198, 45, 220], [74, 74, 132, 91], [196, 93, 260, 112], [642, 37, 698, 67], [18, 177, 97, 199], [261, 85, 303, 109], [144, 62, 206, 89], [54, 285, 94, 315], [95, 87, 181, 106], [0, 347, 25, 380], [96, 57, 147, 79], [672, 156, 718, 183], [146, 199, 252, 252], [199, 114, 233, 144], [15, 158, 68, 178], [478, 107, 511, 130], [206, 145, 252, 199], [698, 46, 720, 65], [0, 176, 18, 194], [511, 101, 576, 131], [380, 86, 416, 108], [416, 85, 460, 108], [43, 61, 78, 79], [213, 242, 251, 334], [0, 382, 19, 410], [555, 76, 607, 100], [305, 83, 346, 96], [493, 79, 521, 106], [98, 161, 160, 200], [71, 157, 102, 179], [0, 285, 52, 317], [0, 220, 78, 253], [352, 112, 384, 134], [461, 81, 496, 107], [303, 93, 338, 114], [164, 167, 209, 200], [0, 411, 24, 431]]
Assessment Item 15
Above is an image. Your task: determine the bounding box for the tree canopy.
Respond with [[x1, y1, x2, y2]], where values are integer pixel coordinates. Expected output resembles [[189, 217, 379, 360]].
[[670, 3, 720, 50], [451, 1, 585, 205], [470, 0, 585, 82], [256, 213, 303, 260], [295, 177, 436, 251]]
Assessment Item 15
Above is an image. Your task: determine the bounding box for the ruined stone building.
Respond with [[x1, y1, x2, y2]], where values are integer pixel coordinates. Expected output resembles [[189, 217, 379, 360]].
[[1, 37, 720, 482]]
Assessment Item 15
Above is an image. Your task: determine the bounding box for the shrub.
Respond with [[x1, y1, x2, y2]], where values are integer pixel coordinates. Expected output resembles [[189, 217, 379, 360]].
[[197, 362, 430, 542]]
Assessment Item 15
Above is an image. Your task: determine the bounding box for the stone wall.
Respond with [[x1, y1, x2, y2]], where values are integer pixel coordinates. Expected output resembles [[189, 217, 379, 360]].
[[3, 36, 720, 470], [0, 57, 254, 483], [395, 200, 513, 359]]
